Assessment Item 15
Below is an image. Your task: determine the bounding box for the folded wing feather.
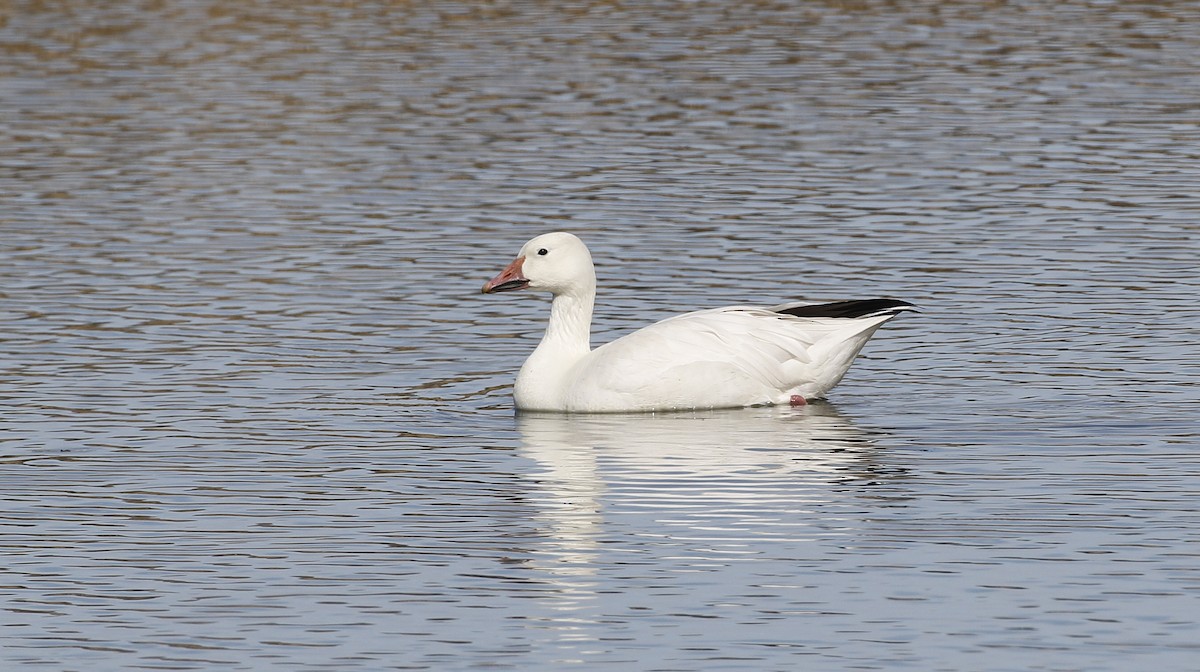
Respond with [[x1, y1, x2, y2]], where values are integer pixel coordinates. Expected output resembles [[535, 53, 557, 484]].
[[563, 307, 889, 410]]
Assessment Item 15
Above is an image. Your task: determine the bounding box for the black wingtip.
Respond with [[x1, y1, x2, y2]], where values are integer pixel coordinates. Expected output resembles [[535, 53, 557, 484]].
[[774, 299, 917, 319]]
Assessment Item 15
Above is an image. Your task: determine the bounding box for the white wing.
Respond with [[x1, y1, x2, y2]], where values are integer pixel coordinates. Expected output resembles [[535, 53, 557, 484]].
[[563, 306, 899, 411]]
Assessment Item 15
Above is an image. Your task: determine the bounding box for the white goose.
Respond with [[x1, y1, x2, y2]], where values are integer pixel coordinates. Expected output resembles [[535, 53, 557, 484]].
[[482, 232, 915, 413]]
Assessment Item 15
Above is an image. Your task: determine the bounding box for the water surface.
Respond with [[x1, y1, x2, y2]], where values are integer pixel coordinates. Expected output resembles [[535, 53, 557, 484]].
[[2, 1, 1198, 670]]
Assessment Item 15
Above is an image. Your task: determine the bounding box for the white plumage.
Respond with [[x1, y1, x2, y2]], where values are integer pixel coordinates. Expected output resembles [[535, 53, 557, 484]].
[[482, 232, 914, 413]]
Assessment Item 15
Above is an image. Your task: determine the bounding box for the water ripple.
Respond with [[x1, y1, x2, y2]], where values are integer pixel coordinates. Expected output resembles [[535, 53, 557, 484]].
[[3, 1, 1199, 670]]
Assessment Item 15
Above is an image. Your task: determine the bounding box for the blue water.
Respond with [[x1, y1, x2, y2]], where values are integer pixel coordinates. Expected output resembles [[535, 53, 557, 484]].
[[2, 1, 1198, 670]]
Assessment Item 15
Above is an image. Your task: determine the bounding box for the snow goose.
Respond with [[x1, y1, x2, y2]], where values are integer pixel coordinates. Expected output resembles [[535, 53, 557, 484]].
[[482, 232, 915, 412]]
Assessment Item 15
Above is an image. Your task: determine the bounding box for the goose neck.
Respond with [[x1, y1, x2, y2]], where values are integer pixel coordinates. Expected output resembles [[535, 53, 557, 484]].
[[543, 289, 594, 355]]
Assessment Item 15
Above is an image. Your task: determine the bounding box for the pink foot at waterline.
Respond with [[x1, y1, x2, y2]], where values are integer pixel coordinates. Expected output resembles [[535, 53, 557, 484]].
[[789, 395, 807, 406]]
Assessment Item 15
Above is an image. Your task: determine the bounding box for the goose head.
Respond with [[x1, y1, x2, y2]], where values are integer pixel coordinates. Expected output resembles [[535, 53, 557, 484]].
[[482, 232, 596, 297]]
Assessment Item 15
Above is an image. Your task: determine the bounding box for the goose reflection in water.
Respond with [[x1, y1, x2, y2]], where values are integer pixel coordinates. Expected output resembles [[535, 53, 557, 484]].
[[513, 403, 908, 582]]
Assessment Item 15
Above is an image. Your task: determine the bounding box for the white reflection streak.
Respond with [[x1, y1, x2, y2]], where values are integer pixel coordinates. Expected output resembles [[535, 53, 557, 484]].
[[516, 405, 880, 580], [518, 421, 607, 575]]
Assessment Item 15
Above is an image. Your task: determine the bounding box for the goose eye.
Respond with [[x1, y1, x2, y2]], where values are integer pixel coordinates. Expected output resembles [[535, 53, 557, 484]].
[[537, 248, 549, 256]]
